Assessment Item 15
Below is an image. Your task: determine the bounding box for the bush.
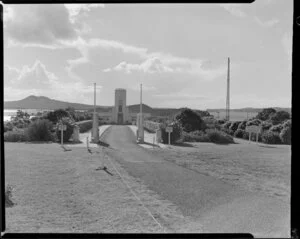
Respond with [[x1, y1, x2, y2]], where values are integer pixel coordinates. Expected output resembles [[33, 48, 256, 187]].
[[27, 119, 54, 142], [160, 121, 182, 144], [280, 120, 291, 144], [77, 120, 93, 133], [269, 111, 290, 125], [181, 130, 210, 142], [242, 131, 250, 140], [246, 119, 262, 126], [4, 130, 27, 142], [229, 121, 241, 134], [55, 117, 75, 142], [5, 185, 14, 207], [237, 121, 247, 130], [205, 129, 234, 144], [4, 122, 14, 132], [256, 108, 277, 121], [261, 131, 282, 144], [261, 121, 273, 132], [45, 109, 70, 124], [222, 121, 232, 129], [269, 124, 283, 134], [280, 127, 291, 145], [234, 129, 245, 138], [175, 108, 206, 133]]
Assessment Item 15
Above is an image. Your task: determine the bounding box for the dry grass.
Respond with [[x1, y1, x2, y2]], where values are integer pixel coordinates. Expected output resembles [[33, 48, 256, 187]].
[[151, 138, 291, 203], [4, 142, 187, 233]]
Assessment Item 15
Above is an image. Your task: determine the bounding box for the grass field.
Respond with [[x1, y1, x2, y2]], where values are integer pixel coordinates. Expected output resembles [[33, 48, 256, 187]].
[[151, 138, 291, 203], [209, 111, 258, 121], [4, 142, 189, 233]]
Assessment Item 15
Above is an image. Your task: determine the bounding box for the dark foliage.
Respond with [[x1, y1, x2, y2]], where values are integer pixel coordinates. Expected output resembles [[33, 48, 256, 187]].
[[27, 119, 54, 142], [175, 108, 206, 133], [261, 131, 282, 144], [256, 108, 277, 121], [160, 121, 182, 144], [269, 111, 290, 125]]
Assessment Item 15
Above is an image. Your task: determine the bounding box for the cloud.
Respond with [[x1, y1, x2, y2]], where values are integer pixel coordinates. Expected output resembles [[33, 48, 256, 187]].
[[254, 17, 279, 27], [9, 60, 59, 90], [112, 57, 173, 74], [220, 4, 247, 18], [282, 33, 293, 72], [64, 4, 105, 22], [153, 93, 207, 100], [4, 5, 77, 46], [129, 84, 156, 91]]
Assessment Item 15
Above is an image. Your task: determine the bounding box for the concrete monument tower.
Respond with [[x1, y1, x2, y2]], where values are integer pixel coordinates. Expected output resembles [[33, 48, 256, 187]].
[[112, 88, 129, 124]]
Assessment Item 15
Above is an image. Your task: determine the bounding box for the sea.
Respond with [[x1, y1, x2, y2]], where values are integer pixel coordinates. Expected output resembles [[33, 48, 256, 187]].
[[3, 109, 51, 122]]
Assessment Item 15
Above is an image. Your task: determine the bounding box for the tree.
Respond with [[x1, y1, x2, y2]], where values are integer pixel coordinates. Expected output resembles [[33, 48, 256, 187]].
[[256, 108, 276, 121], [269, 111, 290, 125], [45, 109, 69, 123], [175, 108, 206, 132]]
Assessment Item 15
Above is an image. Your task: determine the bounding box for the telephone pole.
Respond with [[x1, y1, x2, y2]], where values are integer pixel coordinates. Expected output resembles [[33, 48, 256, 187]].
[[226, 57, 230, 121], [92, 83, 99, 143]]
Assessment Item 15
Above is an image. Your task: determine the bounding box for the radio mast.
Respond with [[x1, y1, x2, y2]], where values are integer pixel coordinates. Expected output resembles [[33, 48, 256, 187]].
[[226, 57, 230, 121]]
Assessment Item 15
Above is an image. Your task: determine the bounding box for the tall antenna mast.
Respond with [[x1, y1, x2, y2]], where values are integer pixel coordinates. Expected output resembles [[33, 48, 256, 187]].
[[140, 83, 143, 114], [226, 57, 230, 121]]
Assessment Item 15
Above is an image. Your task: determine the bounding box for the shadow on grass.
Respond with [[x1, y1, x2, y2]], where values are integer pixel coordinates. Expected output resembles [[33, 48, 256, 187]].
[[139, 141, 160, 148], [259, 144, 278, 148], [173, 142, 194, 147], [98, 140, 110, 148]]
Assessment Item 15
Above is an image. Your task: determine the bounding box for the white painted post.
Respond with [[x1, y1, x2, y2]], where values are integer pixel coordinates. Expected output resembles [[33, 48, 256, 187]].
[[168, 132, 171, 145], [153, 135, 155, 148], [61, 125, 63, 146]]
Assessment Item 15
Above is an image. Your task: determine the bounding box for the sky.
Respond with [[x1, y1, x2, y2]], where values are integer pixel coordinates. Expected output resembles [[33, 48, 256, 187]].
[[3, 1, 293, 110]]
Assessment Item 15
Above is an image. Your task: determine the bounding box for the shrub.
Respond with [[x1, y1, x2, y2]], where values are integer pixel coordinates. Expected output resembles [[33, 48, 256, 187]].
[[280, 127, 291, 145], [222, 121, 232, 129], [246, 119, 262, 126], [205, 129, 234, 144], [160, 121, 182, 144], [77, 120, 93, 133], [5, 185, 14, 207], [27, 119, 54, 142], [45, 109, 70, 124], [269, 111, 290, 125], [4, 130, 27, 142], [269, 124, 283, 134], [182, 130, 210, 142], [282, 119, 291, 129], [229, 121, 241, 133], [256, 108, 277, 121], [237, 121, 247, 130], [261, 121, 273, 132], [280, 120, 291, 144], [242, 131, 250, 140], [55, 117, 75, 142], [261, 131, 282, 144], [234, 129, 245, 138], [4, 122, 14, 132], [175, 108, 206, 132]]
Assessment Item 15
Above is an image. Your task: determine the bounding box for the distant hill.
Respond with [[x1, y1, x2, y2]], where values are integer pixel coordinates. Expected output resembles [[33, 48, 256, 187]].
[[128, 104, 153, 114], [4, 95, 110, 111], [207, 107, 291, 113]]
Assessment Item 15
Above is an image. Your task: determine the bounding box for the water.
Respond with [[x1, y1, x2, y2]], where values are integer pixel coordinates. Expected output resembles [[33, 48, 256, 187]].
[[3, 109, 50, 122]]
